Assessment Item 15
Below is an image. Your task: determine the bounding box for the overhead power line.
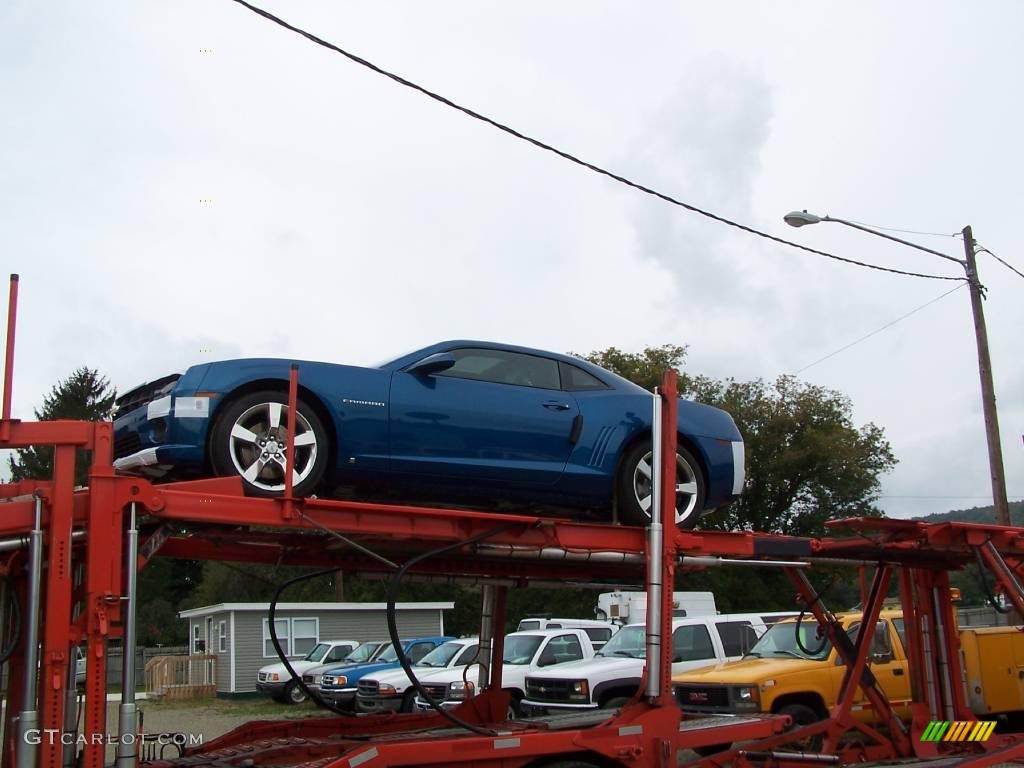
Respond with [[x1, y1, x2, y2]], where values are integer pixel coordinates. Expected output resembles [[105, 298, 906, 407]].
[[794, 283, 966, 374], [977, 245, 1024, 281], [229, 0, 965, 283]]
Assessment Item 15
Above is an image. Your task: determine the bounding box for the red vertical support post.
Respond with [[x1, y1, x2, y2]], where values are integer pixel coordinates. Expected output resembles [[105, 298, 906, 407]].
[[1, 274, 18, 441], [1, 575, 28, 768], [657, 369, 678, 707], [39, 445, 75, 768], [283, 364, 298, 520], [82, 422, 122, 768], [490, 586, 507, 715]]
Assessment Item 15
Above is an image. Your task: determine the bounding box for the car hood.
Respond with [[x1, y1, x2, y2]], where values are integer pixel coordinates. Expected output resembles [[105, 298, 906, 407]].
[[367, 666, 463, 690], [258, 660, 321, 677], [672, 657, 819, 685], [529, 656, 644, 679]]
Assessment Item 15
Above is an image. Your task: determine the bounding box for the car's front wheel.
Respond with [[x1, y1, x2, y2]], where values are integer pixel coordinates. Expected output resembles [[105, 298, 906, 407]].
[[617, 439, 706, 529], [210, 390, 329, 497]]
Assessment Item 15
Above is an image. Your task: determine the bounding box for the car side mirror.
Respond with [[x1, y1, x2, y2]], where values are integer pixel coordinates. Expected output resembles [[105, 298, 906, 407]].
[[871, 651, 893, 665], [407, 353, 456, 376]]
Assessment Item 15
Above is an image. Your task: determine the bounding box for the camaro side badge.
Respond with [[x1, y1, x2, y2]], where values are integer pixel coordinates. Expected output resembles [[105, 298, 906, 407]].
[[341, 398, 385, 407]]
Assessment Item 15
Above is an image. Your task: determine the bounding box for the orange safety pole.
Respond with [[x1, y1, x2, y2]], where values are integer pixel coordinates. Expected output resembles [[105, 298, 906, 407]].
[[657, 369, 678, 706], [1, 274, 18, 441]]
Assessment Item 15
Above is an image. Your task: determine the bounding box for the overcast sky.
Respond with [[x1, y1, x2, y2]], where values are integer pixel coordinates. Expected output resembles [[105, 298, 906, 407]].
[[2, 1, 1021, 519]]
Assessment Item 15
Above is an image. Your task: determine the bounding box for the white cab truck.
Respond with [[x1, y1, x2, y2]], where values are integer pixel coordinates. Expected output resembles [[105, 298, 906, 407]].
[[414, 628, 597, 717], [257, 639, 361, 704], [595, 591, 717, 626], [521, 612, 794, 714], [514, 618, 616, 650], [356, 637, 481, 714]]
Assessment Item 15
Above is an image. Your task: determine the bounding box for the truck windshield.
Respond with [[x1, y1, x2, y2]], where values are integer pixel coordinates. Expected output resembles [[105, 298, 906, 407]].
[[304, 643, 330, 662], [376, 643, 400, 663], [417, 641, 464, 668], [595, 626, 645, 658], [504, 636, 543, 665], [749, 621, 834, 660], [344, 643, 381, 664]]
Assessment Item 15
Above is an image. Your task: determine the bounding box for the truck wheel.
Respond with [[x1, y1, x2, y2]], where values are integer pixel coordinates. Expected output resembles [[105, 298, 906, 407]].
[[284, 680, 308, 705], [210, 390, 328, 497], [600, 696, 630, 709], [777, 703, 824, 751], [617, 440, 705, 529], [400, 691, 416, 713]]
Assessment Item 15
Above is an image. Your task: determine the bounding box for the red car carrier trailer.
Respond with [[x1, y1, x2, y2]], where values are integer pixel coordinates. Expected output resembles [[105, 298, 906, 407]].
[[1, 273, 1023, 768]]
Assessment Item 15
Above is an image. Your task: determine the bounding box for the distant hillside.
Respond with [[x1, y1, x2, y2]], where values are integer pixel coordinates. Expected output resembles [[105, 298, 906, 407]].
[[914, 499, 1024, 526]]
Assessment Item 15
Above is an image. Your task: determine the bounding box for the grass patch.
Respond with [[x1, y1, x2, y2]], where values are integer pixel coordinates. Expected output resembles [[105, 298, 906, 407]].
[[140, 697, 322, 718]]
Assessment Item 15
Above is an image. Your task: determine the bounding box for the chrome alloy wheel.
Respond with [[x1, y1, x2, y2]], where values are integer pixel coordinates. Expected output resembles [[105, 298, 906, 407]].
[[227, 401, 318, 492], [632, 450, 700, 526]]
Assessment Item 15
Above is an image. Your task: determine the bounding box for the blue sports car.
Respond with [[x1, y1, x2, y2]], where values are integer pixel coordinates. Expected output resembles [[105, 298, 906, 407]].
[[112, 341, 744, 528]]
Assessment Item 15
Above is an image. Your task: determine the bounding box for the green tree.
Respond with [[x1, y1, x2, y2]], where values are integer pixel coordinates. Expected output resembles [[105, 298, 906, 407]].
[[7, 367, 116, 486], [576, 344, 691, 393]]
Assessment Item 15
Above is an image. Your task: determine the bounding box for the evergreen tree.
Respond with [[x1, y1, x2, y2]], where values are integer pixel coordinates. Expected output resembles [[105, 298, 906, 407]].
[[7, 367, 116, 486]]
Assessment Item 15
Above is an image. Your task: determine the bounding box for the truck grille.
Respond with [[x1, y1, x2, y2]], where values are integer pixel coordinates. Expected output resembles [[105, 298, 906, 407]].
[[420, 683, 448, 702], [114, 432, 142, 460], [675, 685, 729, 708], [258, 672, 269, 683], [357, 680, 378, 697], [302, 674, 316, 685], [525, 678, 574, 703]]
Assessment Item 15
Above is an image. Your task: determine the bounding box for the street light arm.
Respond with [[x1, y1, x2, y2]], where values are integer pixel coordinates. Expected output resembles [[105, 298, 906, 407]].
[[822, 216, 965, 266]]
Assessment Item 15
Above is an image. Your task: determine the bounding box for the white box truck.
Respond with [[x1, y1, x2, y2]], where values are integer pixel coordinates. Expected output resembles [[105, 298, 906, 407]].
[[596, 591, 716, 626]]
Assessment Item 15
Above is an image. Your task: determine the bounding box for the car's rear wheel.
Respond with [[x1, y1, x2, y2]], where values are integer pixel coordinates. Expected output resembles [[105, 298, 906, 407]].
[[617, 439, 705, 529], [210, 390, 329, 497]]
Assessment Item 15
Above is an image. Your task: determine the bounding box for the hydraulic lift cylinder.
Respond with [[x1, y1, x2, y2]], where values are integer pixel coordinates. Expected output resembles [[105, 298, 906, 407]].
[[116, 504, 140, 768], [477, 585, 496, 692], [15, 495, 44, 768], [644, 392, 663, 700]]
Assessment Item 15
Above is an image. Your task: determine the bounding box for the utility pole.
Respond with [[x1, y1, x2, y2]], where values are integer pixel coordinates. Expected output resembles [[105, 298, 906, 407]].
[[962, 225, 1011, 526]]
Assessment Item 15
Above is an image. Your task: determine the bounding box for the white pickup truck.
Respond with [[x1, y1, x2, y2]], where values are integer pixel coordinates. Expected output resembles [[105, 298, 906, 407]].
[[521, 613, 795, 714], [356, 637, 481, 714], [256, 639, 362, 704], [413, 629, 597, 718]]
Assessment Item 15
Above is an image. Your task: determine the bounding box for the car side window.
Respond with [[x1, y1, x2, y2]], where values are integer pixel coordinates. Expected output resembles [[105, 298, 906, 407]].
[[434, 348, 560, 389], [455, 644, 481, 665], [558, 362, 608, 391], [892, 619, 907, 652], [672, 624, 715, 662], [715, 620, 755, 657], [327, 645, 352, 662], [584, 628, 612, 644], [407, 642, 435, 663], [841, 621, 892, 663]]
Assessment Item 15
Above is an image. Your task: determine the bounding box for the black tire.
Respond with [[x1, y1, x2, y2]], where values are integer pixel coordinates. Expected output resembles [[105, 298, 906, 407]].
[[400, 690, 416, 713], [506, 690, 522, 720], [776, 703, 824, 751], [617, 439, 706, 529], [600, 696, 631, 709], [210, 389, 329, 497], [284, 680, 308, 705]]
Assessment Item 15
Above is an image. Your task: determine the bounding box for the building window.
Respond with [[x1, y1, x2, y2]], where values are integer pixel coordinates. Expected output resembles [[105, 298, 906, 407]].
[[218, 621, 228, 653], [291, 618, 319, 656], [192, 624, 205, 654], [263, 618, 291, 657], [261, 617, 320, 657]]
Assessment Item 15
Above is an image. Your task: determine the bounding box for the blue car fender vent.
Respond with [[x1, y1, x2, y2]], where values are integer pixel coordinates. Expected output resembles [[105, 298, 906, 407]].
[[587, 426, 616, 467]]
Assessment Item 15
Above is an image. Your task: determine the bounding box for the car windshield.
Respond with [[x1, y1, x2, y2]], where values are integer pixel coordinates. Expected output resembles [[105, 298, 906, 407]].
[[344, 643, 381, 664], [596, 626, 645, 658], [375, 643, 400, 663], [518, 620, 542, 631], [504, 635, 543, 665], [304, 643, 330, 663], [417, 641, 463, 668], [748, 621, 837, 661]]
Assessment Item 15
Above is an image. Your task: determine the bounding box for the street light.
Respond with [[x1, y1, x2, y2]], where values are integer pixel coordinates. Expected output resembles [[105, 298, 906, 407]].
[[783, 210, 1011, 526]]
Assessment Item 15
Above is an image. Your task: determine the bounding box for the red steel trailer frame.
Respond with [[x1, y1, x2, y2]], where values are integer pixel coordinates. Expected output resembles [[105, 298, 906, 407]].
[[1, 274, 1023, 768]]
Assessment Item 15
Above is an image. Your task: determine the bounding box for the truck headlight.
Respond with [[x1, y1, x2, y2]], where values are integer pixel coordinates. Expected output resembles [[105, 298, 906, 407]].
[[449, 681, 475, 700], [733, 686, 759, 708], [570, 680, 589, 702], [379, 684, 397, 695], [268, 673, 280, 682]]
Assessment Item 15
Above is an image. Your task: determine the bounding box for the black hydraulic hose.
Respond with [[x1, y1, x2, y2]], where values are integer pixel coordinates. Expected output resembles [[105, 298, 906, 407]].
[[268, 568, 371, 724], [386, 523, 522, 737], [795, 579, 833, 657], [974, 545, 1013, 614], [0, 576, 22, 664]]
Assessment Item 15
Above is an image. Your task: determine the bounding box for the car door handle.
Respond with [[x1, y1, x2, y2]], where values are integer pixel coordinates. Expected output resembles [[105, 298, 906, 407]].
[[893, 668, 904, 676], [543, 401, 572, 411]]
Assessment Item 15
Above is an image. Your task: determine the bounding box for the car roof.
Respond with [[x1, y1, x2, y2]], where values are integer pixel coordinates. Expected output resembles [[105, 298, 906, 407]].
[[506, 628, 591, 638]]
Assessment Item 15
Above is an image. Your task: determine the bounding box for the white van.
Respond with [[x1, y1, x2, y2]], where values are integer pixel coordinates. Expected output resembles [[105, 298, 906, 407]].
[[515, 618, 616, 651]]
